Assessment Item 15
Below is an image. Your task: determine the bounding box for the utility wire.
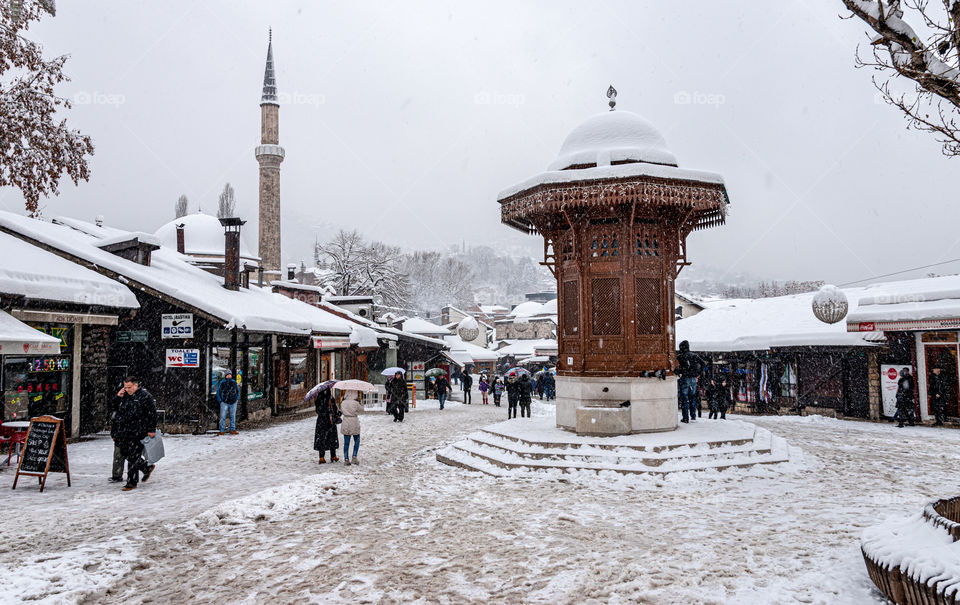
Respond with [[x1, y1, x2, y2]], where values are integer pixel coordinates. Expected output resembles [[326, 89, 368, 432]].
[[839, 258, 960, 287]]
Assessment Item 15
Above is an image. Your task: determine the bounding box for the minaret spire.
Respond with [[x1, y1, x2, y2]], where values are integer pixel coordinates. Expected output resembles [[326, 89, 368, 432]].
[[261, 27, 278, 105]]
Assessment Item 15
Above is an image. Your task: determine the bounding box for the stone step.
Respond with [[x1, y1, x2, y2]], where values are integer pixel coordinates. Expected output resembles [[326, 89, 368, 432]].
[[438, 430, 791, 476], [464, 430, 773, 467], [478, 425, 755, 453]]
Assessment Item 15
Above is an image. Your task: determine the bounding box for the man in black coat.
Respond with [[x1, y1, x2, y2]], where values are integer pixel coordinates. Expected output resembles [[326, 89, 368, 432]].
[[928, 367, 948, 426], [518, 374, 533, 418], [461, 371, 473, 404], [506, 375, 520, 419], [112, 376, 158, 491], [895, 368, 916, 428]]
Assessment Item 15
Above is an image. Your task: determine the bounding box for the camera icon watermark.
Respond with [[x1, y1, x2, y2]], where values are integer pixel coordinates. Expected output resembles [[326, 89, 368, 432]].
[[673, 90, 726, 108], [72, 91, 126, 108], [277, 91, 326, 107], [474, 91, 526, 108]]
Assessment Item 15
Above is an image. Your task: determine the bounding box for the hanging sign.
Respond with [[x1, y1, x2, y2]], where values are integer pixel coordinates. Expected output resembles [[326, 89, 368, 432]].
[[161, 313, 194, 339], [166, 348, 200, 368], [12, 415, 71, 492], [311, 335, 351, 350], [117, 330, 149, 343]]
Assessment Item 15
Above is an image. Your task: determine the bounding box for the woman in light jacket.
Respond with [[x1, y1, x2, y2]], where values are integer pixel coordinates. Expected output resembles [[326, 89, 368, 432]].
[[340, 390, 363, 465]]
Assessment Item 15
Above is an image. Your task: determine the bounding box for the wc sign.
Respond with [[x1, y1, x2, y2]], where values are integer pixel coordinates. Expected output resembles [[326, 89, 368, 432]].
[[166, 348, 200, 368], [161, 313, 194, 339]]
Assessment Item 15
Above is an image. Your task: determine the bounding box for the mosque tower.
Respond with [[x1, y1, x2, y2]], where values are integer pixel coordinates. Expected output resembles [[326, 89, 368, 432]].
[[255, 28, 284, 276]]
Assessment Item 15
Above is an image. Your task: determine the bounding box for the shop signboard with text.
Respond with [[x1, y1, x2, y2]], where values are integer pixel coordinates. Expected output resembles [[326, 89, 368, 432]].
[[161, 313, 194, 339], [165, 349, 200, 368]]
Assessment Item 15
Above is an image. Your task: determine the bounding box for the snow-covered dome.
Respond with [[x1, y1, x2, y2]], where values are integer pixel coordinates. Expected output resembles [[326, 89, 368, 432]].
[[541, 298, 557, 314], [509, 301, 546, 317], [154, 212, 258, 260], [548, 110, 678, 171]]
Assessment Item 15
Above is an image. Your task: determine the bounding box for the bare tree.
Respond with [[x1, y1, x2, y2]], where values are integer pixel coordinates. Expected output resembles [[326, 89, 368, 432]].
[[843, 0, 960, 155], [406, 251, 475, 316], [0, 0, 95, 215], [175, 194, 188, 218], [217, 182, 236, 218], [315, 230, 410, 307]]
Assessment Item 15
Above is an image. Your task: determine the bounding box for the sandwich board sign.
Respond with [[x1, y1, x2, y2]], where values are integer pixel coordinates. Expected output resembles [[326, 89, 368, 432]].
[[12, 415, 71, 492], [161, 313, 194, 339]]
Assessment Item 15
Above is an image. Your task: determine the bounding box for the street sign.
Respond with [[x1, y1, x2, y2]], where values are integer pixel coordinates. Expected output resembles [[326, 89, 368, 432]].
[[161, 313, 194, 339], [117, 330, 148, 343], [165, 348, 200, 368]]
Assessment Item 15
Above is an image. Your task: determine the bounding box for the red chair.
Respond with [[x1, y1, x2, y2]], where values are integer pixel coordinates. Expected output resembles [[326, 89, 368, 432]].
[[0, 424, 26, 466]]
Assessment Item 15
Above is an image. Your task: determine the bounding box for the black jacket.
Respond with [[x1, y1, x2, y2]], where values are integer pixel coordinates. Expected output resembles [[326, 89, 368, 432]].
[[677, 340, 704, 379], [506, 379, 520, 404], [386, 377, 408, 406], [434, 377, 449, 395], [112, 387, 158, 444], [707, 381, 731, 408], [929, 372, 948, 405], [896, 375, 914, 406], [518, 378, 533, 404], [462, 374, 473, 389]]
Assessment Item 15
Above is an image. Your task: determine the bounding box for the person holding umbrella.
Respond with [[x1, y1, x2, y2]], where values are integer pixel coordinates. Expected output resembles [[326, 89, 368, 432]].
[[332, 379, 377, 466], [386, 370, 408, 422]]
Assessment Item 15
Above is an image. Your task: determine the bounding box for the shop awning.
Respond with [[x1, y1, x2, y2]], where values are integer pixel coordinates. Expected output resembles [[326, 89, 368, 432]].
[[0, 309, 61, 355]]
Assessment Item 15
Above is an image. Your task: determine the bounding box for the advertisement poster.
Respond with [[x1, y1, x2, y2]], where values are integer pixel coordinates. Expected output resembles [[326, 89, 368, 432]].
[[161, 313, 194, 339], [880, 364, 911, 417], [166, 348, 200, 368]]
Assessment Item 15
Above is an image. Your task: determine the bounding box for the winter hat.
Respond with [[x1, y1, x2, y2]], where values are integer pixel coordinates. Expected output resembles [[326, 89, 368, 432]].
[[679, 340, 690, 353]]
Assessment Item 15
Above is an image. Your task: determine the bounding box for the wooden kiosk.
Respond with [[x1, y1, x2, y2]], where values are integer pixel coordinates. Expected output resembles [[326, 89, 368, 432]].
[[497, 89, 729, 435]]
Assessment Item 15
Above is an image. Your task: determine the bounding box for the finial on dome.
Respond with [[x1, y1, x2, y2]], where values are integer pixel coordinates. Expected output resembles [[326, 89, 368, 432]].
[[607, 85, 617, 111]]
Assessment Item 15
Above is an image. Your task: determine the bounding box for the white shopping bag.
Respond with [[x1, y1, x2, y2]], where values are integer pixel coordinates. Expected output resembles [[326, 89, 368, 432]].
[[141, 430, 165, 465]]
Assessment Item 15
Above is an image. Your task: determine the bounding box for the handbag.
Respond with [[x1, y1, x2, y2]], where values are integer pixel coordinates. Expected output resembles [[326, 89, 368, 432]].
[[141, 430, 166, 465]]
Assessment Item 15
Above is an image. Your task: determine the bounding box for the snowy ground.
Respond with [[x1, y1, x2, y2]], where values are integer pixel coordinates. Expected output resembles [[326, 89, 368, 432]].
[[2, 397, 958, 604]]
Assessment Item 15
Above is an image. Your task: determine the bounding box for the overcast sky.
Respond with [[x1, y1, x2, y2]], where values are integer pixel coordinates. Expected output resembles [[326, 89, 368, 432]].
[[5, 0, 957, 286]]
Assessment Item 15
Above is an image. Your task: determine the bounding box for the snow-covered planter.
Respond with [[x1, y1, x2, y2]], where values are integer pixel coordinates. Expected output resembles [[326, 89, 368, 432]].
[[860, 496, 960, 604]]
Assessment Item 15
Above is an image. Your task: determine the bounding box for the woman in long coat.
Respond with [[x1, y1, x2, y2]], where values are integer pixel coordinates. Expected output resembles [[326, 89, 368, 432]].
[[314, 389, 341, 463], [386, 372, 408, 422], [340, 390, 363, 465]]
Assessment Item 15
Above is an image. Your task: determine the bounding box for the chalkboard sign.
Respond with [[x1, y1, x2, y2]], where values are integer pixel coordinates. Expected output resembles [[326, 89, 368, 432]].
[[12, 416, 71, 492]]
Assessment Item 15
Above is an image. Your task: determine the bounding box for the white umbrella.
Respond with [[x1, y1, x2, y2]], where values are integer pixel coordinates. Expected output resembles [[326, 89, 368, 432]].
[[332, 379, 377, 393], [381, 367, 405, 376]]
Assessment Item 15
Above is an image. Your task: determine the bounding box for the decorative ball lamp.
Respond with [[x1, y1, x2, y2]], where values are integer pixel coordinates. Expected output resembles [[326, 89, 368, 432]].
[[496, 87, 730, 435], [457, 316, 480, 342], [812, 284, 849, 324]]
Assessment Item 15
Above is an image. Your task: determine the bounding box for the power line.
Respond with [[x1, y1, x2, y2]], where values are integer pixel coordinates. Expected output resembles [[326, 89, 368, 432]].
[[839, 258, 960, 287]]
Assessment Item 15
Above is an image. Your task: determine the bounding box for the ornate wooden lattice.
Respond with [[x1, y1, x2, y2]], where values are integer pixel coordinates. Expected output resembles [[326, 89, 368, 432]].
[[562, 280, 579, 336], [589, 229, 621, 257], [635, 228, 660, 258], [591, 277, 621, 336], [635, 277, 661, 335]]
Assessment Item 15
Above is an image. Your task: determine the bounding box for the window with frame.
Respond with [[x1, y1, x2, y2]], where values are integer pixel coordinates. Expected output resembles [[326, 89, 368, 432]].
[[635, 229, 660, 258], [589, 231, 620, 257]]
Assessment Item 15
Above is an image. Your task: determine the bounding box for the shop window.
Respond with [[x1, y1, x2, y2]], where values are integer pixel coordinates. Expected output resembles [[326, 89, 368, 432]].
[[246, 347, 264, 400], [780, 362, 798, 398], [209, 347, 232, 395], [3, 356, 70, 421], [290, 352, 308, 388]]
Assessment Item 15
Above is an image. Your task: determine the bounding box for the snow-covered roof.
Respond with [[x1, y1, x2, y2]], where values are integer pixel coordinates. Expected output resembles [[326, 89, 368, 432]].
[[549, 110, 678, 171], [478, 305, 509, 314], [398, 317, 451, 336], [350, 325, 380, 348], [676, 288, 885, 352], [314, 300, 445, 348], [0, 231, 139, 309], [443, 335, 499, 362], [847, 274, 960, 327], [0, 212, 348, 336], [509, 301, 546, 317], [154, 212, 258, 260], [0, 309, 62, 355], [496, 338, 558, 358]]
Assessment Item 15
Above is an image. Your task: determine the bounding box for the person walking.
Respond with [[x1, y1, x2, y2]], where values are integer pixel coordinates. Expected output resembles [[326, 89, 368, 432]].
[[313, 389, 340, 463], [112, 376, 157, 492], [386, 371, 408, 422], [462, 371, 473, 404], [518, 373, 533, 418], [216, 371, 241, 436], [340, 390, 363, 466], [535, 373, 545, 400], [929, 366, 948, 426], [676, 340, 705, 424], [108, 383, 125, 482], [492, 377, 504, 407], [479, 377, 490, 404], [506, 375, 520, 419], [435, 374, 450, 410], [543, 372, 556, 401], [895, 368, 916, 428], [707, 377, 731, 420]]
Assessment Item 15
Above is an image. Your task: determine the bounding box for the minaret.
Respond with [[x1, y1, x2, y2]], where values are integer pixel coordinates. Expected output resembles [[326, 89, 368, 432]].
[[255, 28, 285, 276]]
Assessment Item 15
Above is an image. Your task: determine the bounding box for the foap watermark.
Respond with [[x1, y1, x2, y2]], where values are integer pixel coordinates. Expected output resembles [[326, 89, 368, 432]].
[[72, 91, 126, 108], [673, 90, 726, 108], [474, 90, 526, 108], [73, 292, 131, 306], [277, 91, 326, 107]]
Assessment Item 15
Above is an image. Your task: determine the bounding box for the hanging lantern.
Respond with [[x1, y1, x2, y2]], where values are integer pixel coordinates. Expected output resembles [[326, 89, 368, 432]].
[[457, 316, 480, 342], [812, 284, 848, 324]]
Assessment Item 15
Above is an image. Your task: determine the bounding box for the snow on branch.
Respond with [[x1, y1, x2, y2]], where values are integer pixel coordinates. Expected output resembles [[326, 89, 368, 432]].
[[843, 0, 960, 155]]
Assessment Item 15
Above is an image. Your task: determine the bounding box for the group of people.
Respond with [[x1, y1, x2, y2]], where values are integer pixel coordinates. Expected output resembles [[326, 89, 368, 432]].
[[894, 367, 949, 427], [313, 387, 363, 465], [677, 340, 730, 423]]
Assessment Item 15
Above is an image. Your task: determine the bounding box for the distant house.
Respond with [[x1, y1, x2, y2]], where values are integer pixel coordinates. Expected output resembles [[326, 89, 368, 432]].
[[674, 291, 705, 319]]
